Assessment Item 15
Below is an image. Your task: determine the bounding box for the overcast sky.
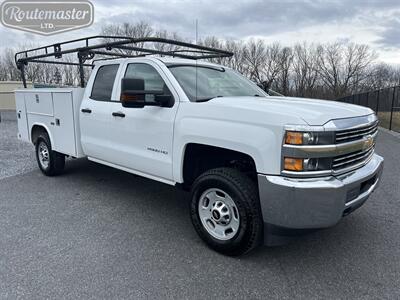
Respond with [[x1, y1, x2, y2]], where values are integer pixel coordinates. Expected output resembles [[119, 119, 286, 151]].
[[1, 0, 399, 64]]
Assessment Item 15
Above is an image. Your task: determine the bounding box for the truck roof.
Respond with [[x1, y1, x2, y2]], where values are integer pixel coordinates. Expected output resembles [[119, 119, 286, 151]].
[[93, 56, 225, 68], [157, 57, 225, 67]]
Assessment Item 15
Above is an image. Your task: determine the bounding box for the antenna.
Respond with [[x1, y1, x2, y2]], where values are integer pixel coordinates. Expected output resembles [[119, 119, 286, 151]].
[[195, 19, 198, 101], [195, 19, 198, 45]]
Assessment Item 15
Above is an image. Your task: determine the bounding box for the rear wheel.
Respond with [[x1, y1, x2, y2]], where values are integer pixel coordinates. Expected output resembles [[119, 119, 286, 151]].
[[35, 133, 65, 176], [190, 168, 263, 256]]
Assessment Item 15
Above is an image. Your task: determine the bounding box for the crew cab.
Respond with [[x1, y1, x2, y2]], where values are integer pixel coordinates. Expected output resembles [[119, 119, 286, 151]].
[[14, 37, 384, 256]]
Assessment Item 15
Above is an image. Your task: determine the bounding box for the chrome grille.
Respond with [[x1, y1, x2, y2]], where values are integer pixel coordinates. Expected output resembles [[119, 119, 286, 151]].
[[335, 121, 378, 144], [332, 146, 374, 172], [282, 115, 379, 178], [332, 119, 377, 173]]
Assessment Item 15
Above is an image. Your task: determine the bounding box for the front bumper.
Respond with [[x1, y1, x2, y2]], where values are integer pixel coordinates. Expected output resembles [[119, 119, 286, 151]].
[[258, 154, 384, 242]]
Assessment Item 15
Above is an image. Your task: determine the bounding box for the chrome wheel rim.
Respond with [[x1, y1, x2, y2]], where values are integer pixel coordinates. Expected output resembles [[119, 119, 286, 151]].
[[38, 141, 50, 169], [198, 188, 240, 241]]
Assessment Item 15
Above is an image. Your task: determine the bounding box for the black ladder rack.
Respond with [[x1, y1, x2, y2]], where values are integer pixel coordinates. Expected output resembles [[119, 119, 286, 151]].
[[14, 35, 233, 88]]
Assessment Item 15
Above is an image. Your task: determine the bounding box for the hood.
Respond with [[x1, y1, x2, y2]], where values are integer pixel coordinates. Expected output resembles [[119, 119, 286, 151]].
[[207, 96, 373, 126]]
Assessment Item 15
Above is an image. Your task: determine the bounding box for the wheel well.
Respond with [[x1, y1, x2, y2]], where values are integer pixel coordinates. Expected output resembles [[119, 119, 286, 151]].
[[182, 143, 257, 189], [31, 125, 48, 145]]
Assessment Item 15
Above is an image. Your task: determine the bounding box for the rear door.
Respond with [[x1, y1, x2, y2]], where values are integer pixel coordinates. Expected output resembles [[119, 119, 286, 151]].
[[80, 63, 120, 161]]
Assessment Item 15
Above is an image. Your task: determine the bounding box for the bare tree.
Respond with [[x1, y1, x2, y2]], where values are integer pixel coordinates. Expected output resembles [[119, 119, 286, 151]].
[[153, 29, 184, 53], [101, 21, 153, 56], [292, 43, 319, 97], [198, 36, 226, 65], [1, 20, 389, 100], [223, 39, 248, 75], [2, 48, 20, 81], [316, 42, 377, 98], [361, 63, 400, 91], [243, 41, 288, 91], [262, 43, 287, 91], [274, 46, 293, 95], [243, 39, 267, 87]]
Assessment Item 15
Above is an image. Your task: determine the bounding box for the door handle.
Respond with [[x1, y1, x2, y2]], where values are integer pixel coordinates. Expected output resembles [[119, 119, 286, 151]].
[[81, 108, 92, 113], [112, 111, 125, 118]]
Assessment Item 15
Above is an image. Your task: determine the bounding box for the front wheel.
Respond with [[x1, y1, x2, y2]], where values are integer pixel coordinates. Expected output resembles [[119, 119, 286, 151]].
[[35, 133, 65, 176], [190, 168, 263, 256]]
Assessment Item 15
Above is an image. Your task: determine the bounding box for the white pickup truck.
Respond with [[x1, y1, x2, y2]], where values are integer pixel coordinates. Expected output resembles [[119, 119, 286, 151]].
[[15, 37, 384, 256]]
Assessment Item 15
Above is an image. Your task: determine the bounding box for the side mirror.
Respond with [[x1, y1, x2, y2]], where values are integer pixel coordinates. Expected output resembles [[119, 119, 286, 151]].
[[154, 94, 174, 107], [120, 78, 146, 108], [120, 78, 173, 108]]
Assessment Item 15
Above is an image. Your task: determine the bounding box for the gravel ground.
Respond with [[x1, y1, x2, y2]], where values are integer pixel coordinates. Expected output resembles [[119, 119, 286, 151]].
[[0, 111, 399, 299], [0, 112, 36, 180]]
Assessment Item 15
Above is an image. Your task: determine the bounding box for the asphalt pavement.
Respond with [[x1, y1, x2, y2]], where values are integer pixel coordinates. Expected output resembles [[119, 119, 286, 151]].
[[0, 112, 399, 299]]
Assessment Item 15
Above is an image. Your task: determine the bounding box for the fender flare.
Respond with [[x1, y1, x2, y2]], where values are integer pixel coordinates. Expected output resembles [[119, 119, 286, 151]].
[[30, 122, 54, 147]]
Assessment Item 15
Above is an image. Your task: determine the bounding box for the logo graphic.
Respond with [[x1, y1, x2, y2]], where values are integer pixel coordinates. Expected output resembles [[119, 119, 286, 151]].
[[1, 0, 94, 35]]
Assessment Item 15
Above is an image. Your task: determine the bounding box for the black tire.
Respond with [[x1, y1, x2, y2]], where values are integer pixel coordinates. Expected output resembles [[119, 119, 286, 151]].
[[190, 167, 263, 256], [35, 132, 65, 176]]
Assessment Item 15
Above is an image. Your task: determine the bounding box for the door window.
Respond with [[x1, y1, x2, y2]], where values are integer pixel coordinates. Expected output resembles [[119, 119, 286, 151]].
[[90, 64, 119, 101], [125, 63, 171, 101]]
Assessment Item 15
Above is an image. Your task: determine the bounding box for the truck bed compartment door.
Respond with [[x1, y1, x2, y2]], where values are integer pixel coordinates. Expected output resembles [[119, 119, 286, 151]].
[[25, 92, 53, 116], [52, 92, 76, 156], [15, 92, 29, 142]]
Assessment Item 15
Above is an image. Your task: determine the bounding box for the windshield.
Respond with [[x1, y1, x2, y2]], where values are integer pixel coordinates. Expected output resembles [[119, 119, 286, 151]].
[[168, 65, 267, 102]]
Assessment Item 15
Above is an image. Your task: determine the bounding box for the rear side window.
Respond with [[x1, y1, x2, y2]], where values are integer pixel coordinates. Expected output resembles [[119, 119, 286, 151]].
[[90, 64, 119, 101]]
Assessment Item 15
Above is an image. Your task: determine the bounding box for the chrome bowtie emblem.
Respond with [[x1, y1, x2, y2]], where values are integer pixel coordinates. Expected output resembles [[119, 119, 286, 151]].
[[363, 135, 374, 150]]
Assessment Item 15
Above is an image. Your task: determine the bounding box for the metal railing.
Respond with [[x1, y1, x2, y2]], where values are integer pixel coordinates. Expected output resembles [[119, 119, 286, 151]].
[[336, 86, 400, 133]]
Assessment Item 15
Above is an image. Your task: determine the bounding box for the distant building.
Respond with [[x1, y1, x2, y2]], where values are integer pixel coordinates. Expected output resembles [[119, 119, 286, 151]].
[[0, 81, 33, 110]]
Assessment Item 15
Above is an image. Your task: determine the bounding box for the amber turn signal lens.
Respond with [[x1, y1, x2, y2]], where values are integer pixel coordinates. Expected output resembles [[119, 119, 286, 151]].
[[285, 131, 303, 145], [120, 93, 138, 101], [284, 157, 304, 171]]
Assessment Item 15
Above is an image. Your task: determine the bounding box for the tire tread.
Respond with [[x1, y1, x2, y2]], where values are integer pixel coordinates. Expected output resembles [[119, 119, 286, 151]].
[[190, 167, 263, 256], [35, 133, 65, 176]]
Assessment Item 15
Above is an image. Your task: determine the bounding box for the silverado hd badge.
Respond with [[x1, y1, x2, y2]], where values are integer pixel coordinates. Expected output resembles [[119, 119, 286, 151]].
[[0, 0, 94, 35]]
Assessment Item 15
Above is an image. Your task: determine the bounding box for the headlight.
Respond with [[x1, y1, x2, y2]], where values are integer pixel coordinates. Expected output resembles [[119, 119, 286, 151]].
[[283, 127, 334, 174], [284, 129, 335, 146], [285, 131, 318, 145]]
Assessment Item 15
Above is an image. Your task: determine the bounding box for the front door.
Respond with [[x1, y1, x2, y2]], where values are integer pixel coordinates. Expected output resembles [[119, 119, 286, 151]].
[[108, 61, 179, 181]]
